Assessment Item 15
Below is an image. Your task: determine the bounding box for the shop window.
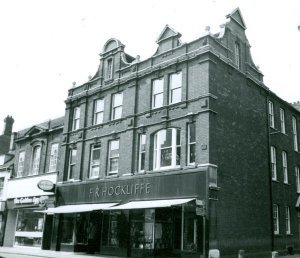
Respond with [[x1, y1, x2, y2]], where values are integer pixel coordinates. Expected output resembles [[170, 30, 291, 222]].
[[111, 92, 123, 120], [60, 214, 75, 245], [72, 107, 80, 131], [293, 116, 298, 151], [183, 206, 198, 252], [270, 146, 277, 180], [30, 145, 41, 175], [94, 99, 104, 125], [153, 128, 181, 170], [0, 178, 4, 198], [188, 123, 196, 165], [108, 140, 119, 175], [49, 143, 59, 172], [169, 71, 182, 104], [152, 78, 164, 109], [14, 210, 44, 247], [89, 144, 101, 178], [67, 148, 77, 180], [17, 151, 25, 177], [138, 134, 146, 172]]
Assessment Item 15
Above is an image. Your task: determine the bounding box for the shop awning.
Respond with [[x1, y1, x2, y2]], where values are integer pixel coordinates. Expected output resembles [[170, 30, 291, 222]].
[[105, 198, 195, 210], [39, 202, 118, 214]]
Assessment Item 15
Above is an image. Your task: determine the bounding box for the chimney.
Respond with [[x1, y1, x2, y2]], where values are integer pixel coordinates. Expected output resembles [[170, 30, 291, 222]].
[[3, 116, 14, 136]]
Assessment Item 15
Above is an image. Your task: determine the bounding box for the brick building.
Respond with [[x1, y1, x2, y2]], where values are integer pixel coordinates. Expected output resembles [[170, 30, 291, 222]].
[[3, 117, 64, 249], [41, 8, 300, 258]]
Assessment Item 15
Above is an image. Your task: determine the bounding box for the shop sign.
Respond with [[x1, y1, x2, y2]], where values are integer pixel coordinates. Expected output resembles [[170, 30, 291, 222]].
[[14, 196, 48, 206], [37, 180, 55, 192]]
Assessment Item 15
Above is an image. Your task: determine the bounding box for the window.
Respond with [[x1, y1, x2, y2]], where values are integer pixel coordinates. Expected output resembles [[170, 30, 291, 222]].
[[106, 58, 113, 80], [17, 151, 25, 177], [49, 143, 59, 172], [0, 178, 4, 198], [282, 151, 288, 183], [270, 146, 277, 180], [152, 78, 164, 109], [273, 204, 279, 235], [89, 144, 101, 178], [169, 71, 182, 104], [188, 123, 196, 165], [153, 128, 181, 170], [31, 146, 41, 175], [268, 101, 275, 128], [293, 116, 298, 151], [280, 108, 286, 134], [94, 99, 104, 125], [235, 42, 241, 69], [111, 93, 123, 120], [138, 134, 146, 172], [72, 107, 80, 131], [296, 166, 300, 193], [108, 140, 119, 175], [286, 206, 291, 234], [67, 149, 77, 180]]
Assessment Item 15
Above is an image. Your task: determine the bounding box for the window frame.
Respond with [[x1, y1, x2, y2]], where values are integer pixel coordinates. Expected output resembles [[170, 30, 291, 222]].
[[17, 151, 25, 177], [67, 149, 77, 181], [292, 116, 298, 151], [296, 166, 300, 193], [153, 128, 181, 171], [31, 145, 41, 176], [93, 99, 104, 125], [273, 204, 279, 235], [152, 78, 164, 109], [72, 107, 80, 131], [282, 151, 288, 184], [111, 92, 123, 120], [108, 140, 119, 175], [234, 42, 241, 69], [0, 177, 5, 198], [89, 144, 101, 179], [280, 108, 286, 134], [106, 58, 113, 80], [268, 101, 275, 128], [169, 71, 182, 105], [138, 134, 146, 173], [270, 146, 277, 181], [49, 143, 59, 172], [286, 206, 291, 235], [187, 123, 196, 165]]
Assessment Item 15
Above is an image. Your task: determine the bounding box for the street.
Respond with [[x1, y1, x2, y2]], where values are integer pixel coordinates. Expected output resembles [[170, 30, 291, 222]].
[[0, 254, 45, 258]]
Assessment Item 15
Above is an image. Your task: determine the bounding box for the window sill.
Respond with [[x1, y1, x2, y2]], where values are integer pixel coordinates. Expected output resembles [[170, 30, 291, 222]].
[[272, 179, 279, 183], [283, 182, 291, 186], [87, 177, 100, 181]]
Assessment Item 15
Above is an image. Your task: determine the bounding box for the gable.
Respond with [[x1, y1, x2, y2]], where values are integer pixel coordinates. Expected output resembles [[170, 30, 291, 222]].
[[226, 7, 246, 30], [156, 25, 181, 43], [23, 125, 47, 137]]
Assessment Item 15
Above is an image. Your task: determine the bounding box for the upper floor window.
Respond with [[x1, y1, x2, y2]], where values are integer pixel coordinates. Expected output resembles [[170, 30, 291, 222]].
[[31, 145, 41, 175], [280, 108, 286, 134], [169, 71, 182, 104], [138, 134, 146, 172], [270, 146, 277, 180], [273, 204, 279, 235], [67, 149, 77, 180], [286, 206, 291, 234], [0, 177, 4, 198], [17, 151, 25, 177], [49, 143, 59, 172], [111, 93, 123, 120], [282, 151, 288, 183], [94, 99, 104, 125], [106, 58, 113, 80], [89, 144, 101, 178], [292, 116, 298, 151], [296, 166, 300, 193], [72, 107, 80, 131], [188, 123, 196, 165], [108, 140, 119, 175], [234, 42, 241, 69], [153, 128, 181, 170], [152, 78, 164, 109], [268, 101, 275, 128]]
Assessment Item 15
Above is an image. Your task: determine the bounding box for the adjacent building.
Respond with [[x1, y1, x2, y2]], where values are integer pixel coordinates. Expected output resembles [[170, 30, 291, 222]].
[[3, 117, 64, 250]]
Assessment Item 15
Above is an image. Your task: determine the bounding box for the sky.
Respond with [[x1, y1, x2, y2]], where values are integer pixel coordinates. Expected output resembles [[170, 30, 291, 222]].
[[0, 0, 299, 132]]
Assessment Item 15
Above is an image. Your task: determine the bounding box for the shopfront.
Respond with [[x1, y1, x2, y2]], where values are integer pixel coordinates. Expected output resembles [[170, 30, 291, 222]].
[[51, 168, 209, 257]]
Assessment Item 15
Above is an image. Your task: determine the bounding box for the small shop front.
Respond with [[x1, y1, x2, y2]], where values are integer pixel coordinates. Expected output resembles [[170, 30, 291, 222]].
[[51, 168, 209, 258]]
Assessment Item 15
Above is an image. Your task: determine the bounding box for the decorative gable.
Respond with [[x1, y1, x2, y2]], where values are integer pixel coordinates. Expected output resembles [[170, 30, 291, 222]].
[[23, 125, 47, 138], [226, 7, 246, 30], [155, 25, 182, 55]]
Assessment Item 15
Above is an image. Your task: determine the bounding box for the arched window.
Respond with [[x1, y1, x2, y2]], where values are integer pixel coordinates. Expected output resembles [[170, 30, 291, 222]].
[[31, 145, 41, 175], [153, 128, 181, 170]]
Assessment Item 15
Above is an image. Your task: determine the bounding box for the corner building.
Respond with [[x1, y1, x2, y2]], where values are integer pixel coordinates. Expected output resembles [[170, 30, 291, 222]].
[[50, 9, 300, 258]]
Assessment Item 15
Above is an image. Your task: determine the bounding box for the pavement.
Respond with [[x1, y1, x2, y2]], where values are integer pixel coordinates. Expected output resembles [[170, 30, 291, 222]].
[[0, 246, 299, 258]]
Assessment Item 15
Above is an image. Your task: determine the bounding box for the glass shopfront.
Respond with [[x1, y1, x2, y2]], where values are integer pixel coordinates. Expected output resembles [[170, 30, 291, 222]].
[[14, 209, 44, 247]]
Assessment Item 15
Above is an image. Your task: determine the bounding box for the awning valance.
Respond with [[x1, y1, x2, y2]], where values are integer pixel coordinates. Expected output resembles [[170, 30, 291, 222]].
[[39, 202, 118, 214], [105, 198, 195, 210]]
